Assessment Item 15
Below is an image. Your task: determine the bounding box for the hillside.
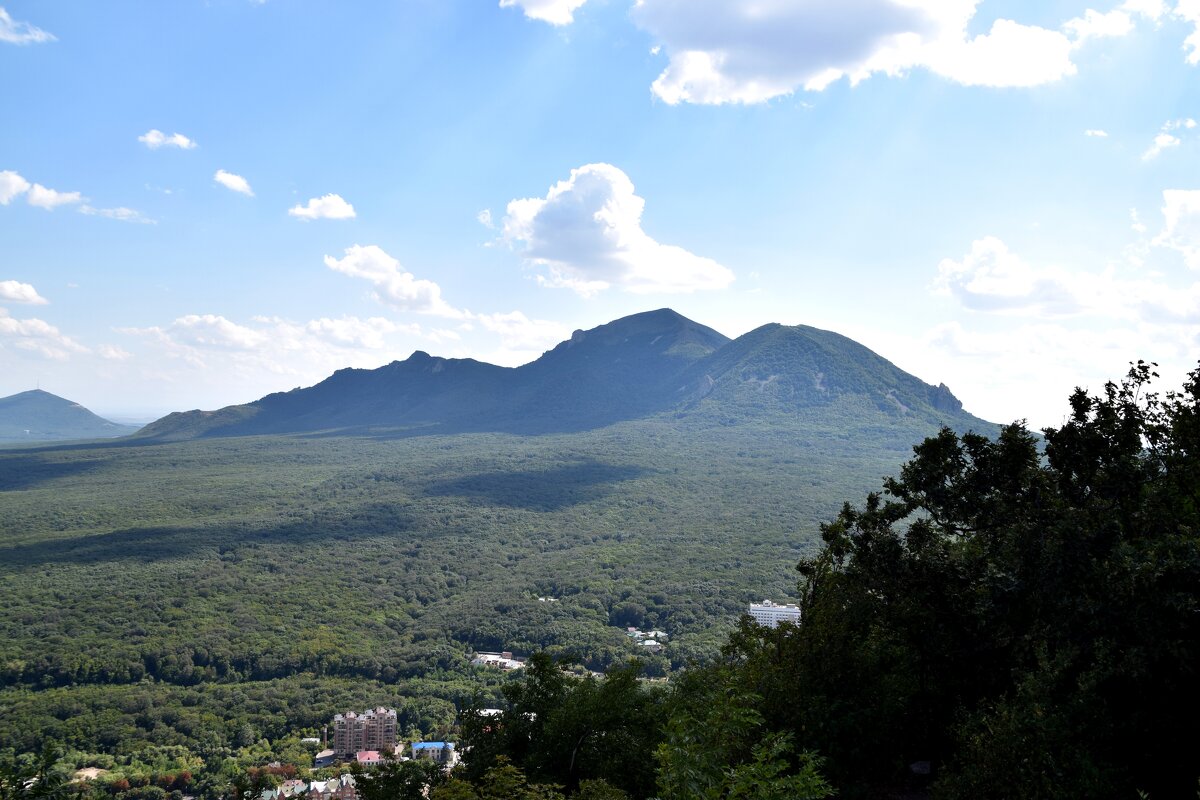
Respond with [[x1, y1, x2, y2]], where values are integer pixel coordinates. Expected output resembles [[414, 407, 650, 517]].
[[0, 309, 999, 774], [139, 309, 988, 440], [0, 389, 141, 442]]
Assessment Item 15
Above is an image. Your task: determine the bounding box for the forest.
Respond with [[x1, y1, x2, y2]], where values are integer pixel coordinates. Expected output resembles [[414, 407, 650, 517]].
[[5, 362, 1197, 797]]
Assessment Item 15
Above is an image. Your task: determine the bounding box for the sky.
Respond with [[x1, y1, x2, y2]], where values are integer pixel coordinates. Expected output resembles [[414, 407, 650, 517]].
[[1, 0, 1199, 427]]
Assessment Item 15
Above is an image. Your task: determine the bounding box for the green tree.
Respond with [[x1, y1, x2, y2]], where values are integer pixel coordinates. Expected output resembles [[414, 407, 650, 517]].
[[1, 746, 67, 800], [351, 753, 443, 800], [763, 361, 1200, 797]]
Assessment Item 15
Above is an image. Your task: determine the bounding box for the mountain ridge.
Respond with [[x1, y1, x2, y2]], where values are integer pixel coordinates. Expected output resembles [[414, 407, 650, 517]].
[[137, 309, 990, 440]]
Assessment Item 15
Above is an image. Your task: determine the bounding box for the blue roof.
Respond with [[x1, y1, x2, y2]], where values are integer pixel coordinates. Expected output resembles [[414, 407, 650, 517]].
[[412, 742, 454, 750]]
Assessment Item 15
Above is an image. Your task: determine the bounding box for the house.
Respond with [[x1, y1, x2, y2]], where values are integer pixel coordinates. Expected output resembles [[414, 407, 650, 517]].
[[354, 751, 382, 768], [639, 639, 664, 654]]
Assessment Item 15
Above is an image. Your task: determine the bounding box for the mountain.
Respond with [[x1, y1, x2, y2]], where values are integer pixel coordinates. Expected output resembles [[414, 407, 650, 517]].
[[138, 309, 991, 440], [0, 390, 141, 442]]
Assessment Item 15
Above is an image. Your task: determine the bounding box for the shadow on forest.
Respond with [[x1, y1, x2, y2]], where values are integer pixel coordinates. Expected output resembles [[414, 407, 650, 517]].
[[0, 502, 415, 567], [423, 459, 651, 511], [0, 455, 111, 491]]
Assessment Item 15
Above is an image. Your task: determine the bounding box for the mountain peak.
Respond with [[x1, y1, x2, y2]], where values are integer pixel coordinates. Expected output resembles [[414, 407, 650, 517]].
[[0, 389, 139, 442]]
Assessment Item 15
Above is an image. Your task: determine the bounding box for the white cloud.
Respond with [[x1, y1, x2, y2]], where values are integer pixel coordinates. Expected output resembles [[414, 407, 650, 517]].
[[1143, 118, 1196, 159], [633, 1, 1079, 105], [937, 234, 1200, 323], [302, 316, 403, 349], [166, 314, 269, 350], [138, 129, 197, 150], [97, 344, 132, 361], [0, 170, 30, 204], [477, 209, 495, 229], [1085, 129, 1109, 137], [0, 280, 48, 305], [475, 310, 570, 351], [499, 0, 588, 26], [1144, 132, 1182, 160], [324, 244, 464, 318], [80, 205, 156, 224], [1177, 0, 1200, 63], [288, 193, 356, 221], [935, 236, 1084, 315], [1153, 189, 1200, 269], [26, 183, 83, 210], [501, 163, 734, 295], [0, 308, 87, 360], [0, 6, 55, 44], [1063, 8, 1134, 44], [214, 169, 254, 196]]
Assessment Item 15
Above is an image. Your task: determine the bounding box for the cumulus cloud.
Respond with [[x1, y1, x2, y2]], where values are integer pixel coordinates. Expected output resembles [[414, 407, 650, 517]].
[[633, 0, 1084, 105], [1153, 189, 1200, 269], [937, 233, 1200, 323], [26, 183, 82, 210], [80, 205, 156, 224], [164, 314, 269, 350], [324, 245, 463, 318], [301, 316, 403, 349], [214, 169, 254, 196], [499, 0, 588, 25], [475, 310, 571, 351], [138, 129, 197, 150], [0, 170, 30, 204], [0, 308, 87, 360], [0, 6, 55, 44], [1063, 7, 1135, 44], [501, 163, 734, 295], [0, 280, 48, 305], [288, 193, 356, 221], [935, 236, 1084, 315]]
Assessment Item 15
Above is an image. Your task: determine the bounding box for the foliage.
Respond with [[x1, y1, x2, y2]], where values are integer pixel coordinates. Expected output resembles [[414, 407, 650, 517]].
[[350, 753, 444, 800], [716, 361, 1200, 797], [0, 746, 68, 800], [432, 759, 563, 800], [654, 671, 830, 800], [459, 656, 666, 798]]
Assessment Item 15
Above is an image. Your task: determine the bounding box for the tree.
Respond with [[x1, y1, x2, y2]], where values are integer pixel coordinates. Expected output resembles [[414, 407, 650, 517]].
[[351, 752, 444, 800], [765, 361, 1200, 797], [1, 746, 67, 800]]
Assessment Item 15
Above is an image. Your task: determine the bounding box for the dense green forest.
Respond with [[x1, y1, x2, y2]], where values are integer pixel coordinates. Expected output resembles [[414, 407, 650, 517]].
[[0, 396, 946, 778], [9, 362, 1196, 799]]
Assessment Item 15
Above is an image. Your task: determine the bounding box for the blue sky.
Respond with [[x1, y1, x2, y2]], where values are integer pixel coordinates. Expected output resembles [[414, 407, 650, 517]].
[[1, 0, 1198, 426]]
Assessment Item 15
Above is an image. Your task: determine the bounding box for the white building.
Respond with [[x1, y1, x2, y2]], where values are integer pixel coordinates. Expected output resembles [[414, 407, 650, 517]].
[[749, 599, 801, 628]]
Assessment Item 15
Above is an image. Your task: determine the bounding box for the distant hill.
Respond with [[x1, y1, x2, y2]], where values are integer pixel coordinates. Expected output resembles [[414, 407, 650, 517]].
[[0, 390, 141, 442], [138, 308, 993, 440]]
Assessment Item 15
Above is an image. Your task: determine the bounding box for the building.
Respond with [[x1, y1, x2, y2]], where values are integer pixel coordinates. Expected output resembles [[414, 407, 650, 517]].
[[749, 599, 801, 628], [471, 651, 526, 670], [355, 751, 382, 768], [332, 708, 398, 759], [411, 742, 458, 767]]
